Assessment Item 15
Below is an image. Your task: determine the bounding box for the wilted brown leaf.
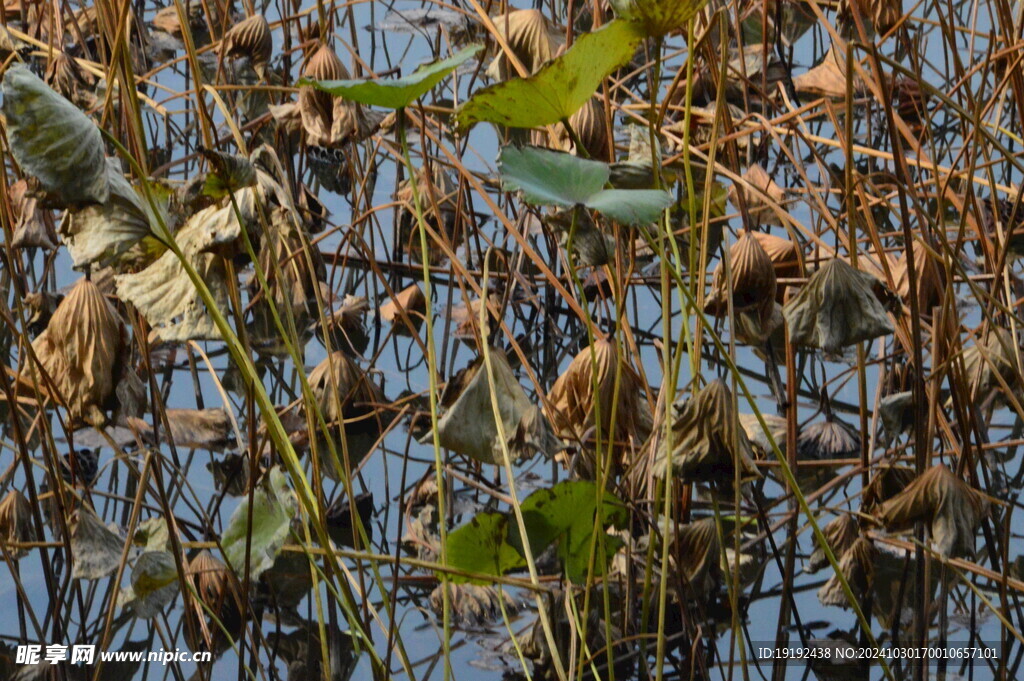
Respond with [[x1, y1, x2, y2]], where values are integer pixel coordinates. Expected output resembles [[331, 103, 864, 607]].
[[876, 463, 989, 557]]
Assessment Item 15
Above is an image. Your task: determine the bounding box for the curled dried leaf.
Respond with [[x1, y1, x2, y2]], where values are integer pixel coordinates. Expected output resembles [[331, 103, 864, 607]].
[[430, 583, 518, 627], [485, 9, 564, 80], [379, 283, 426, 335], [807, 514, 860, 573], [729, 164, 786, 226], [427, 350, 558, 464], [650, 378, 760, 482], [705, 231, 777, 322], [10, 178, 58, 250], [546, 339, 652, 468], [189, 549, 237, 615], [23, 277, 127, 426], [221, 14, 273, 69], [0, 490, 37, 558], [876, 463, 989, 558], [70, 506, 124, 580], [793, 47, 866, 99], [783, 258, 893, 353]]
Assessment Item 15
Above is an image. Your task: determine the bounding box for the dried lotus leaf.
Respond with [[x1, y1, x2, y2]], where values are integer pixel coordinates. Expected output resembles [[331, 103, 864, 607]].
[[650, 378, 760, 482], [61, 160, 159, 270], [783, 258, 893, 353], [120, 550, 179, 618], [862, 465, 915, 509], [739, 411, 786, 457], [609, 0, 710, 38], [299, 44, 349, 146], [705, 231, 777, 319], [2, 64, 109, 206], [807, 514, 860, 573], [127, 408, 232, 450], [890, 238, 944, 312], [426, 350, 556, 464], [876, 463, 989, 558], [189, 549, 237, 614], [221, 14, 273, 69], [307, 351, 389, 476], [960, 326, 1018, 397], [729, 164, 786, 226], [793, 47, 866, 99], [23, 277, 127, 426], [0, 490, 37, 558], [546, 339, 653, 465], [395, 165, 461, 264], [70, 506, 124, 580], [817, 535, 876, 608], [114, 206, 234, 342], [546, 98, 611, 161], [485, 9, 564, 80], [379, 283, 426, 334], [675, 517, 721, 591], [10, 178, 58, 250]]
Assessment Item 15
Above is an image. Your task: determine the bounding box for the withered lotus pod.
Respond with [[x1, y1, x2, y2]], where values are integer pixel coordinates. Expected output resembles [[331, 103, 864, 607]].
[[650, 378, 760, 482], [427, 350, 559, 464], [23, 277, 127, 426], [0, 489, 37, 558], [797, 417, 860, 460], [728, 164, 786, 226], [876, 464, 989, 558], [704, 231, 777, 322], [485, 9, 563, 80], [546, 339, 653, 460], [188, 550, 236, 614], [782, 258, 893, 353], [221, 14, 273, 71], [807, 514, 860, 573]]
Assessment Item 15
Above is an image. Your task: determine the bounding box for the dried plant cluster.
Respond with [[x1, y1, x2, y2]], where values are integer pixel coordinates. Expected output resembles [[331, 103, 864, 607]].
[[0, 1, 1021, 680]]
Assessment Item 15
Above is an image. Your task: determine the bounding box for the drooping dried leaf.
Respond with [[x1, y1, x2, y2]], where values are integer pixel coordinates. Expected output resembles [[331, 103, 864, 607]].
[[876, 464, 989, 557], [428, 350, 558, 464], [188, 549, 237, 615], [675, 517, 721, 591], [485, 9, 564, 80], [817, 535, 875, 608], [651, 378, 760, 482], [61, 160, 161, 270], [45, 51, 96, 110], [221, 14, 273, 70], [544, 98, 611, 161], [546, 339, 653, 466], [807, 514, 860, 573], [306, 351, 389, 476], [862, 465, 916, 509], [0, 490, 37, 558], [70, 506, 123, 580], [728, 164, 786, 226], [23, 277, 127, 426], [739, 411, 787, 457], [783, 258, 893, 353], [395, 164, 461, 264], [2, 64, 109, 206], [200, 147, 257, 198], [10, 178, 58, 250], [610, 0, 710, 38], [890, 238, 944, 312], [704, 231, 777, 322], [960, 326, 1018, 398], [879, 390, 914, 440]]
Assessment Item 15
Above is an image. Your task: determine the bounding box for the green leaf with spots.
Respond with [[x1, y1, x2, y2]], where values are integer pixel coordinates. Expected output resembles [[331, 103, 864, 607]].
[[301, 44, 483, 110], [457, 19, 643, 132], [500, 145, 673, 226]]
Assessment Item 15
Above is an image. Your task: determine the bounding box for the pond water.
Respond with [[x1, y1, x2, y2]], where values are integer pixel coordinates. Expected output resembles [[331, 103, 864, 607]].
[[1, 1, 1022, 680]]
